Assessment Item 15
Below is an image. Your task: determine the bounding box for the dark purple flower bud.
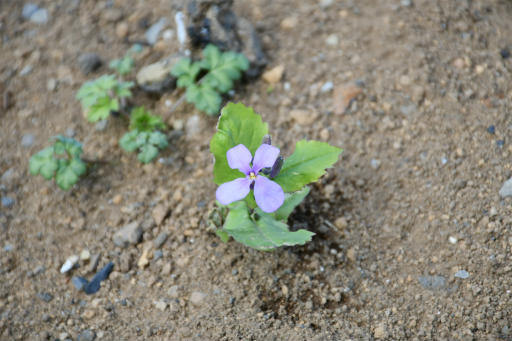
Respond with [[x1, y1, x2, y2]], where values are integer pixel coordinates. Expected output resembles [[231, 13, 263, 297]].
[[262, 135, 272, 145], [270, 156, 283, 178]]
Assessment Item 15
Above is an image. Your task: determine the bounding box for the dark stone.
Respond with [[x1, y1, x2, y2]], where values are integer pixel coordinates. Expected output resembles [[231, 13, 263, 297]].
[[497, 139, 505, 148], [84, 262, 114, 294], [187, 0, 267, 78], [72, 276, 89, 291], [78, 53, 103, 75], [487, 125, 495, 134], [500, 48, 510, 59]]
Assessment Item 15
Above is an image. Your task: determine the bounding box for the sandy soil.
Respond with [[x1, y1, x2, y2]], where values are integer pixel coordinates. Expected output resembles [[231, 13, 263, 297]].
[[1, 0, 512, 340]]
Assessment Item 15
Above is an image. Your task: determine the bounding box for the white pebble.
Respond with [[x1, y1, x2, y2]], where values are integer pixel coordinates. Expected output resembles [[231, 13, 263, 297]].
[[60, 255, 79, 273], [320, 81, 333, 93], [454, 270, 469, 279], [162, 29, 174, 40], [448, 236, 457, 244], [175, 12, 187, 46]]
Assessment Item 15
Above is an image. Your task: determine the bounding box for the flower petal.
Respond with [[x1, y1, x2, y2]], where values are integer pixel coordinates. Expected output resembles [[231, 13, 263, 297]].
[[253, 175, 284, 213], [227, 144, 252, 174], [216, 177, 252, 205], [252, 144, 280, 173]]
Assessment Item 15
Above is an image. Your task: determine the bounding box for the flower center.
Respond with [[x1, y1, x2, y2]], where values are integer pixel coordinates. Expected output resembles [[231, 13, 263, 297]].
[[249, 171, 257, 180]]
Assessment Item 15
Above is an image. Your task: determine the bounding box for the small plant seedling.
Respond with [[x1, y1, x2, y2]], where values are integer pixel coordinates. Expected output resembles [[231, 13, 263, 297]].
[[109, 55, 134, 76], [210, 103, 343, 250], [29, 136, 87, 190], [76, 74, 134, 122], [171, 44, 249, 116], [109, 44, 143, 76], [119, 107, 168, 163]]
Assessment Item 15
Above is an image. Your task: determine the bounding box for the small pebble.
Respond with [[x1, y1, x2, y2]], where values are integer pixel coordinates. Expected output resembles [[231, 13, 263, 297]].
[[448, 236, 457, 244], [22, 4, 39, 19], [487, 125, 495, 134], [4, 244, 14, 251], [162, 29, 174, 40], [370, 159, 381, 170], [496, 139, 505, 148], [21, 134, 35, 147], [20, 65, 33, 76], [325, 34, 339, 46], [77, 329, 96, 341], [1, 197, 14, 208], [500, 48, 510, 59], [78, 53, 103, 75], [418, 275, 446, 290], [95, 120, 108, 133], [320, 81, 333, 93], [29, 8, 49, 24], [167, 285, 179, 298], [83, 262, 114, 294], [60, 255, 79, 273], [262, 65, 284, 84], [65, 128, 75, 137], [72, 276, 89, 291], [153, 250, 163, 261], [80, 249, 91, 261], [37, 292, 53, 302], [454, 270, 469, 279], [154, 300, 167, 311], [499, 177, 512, 198], [145, 18, 168, 45], [190, 291, 207, 306]]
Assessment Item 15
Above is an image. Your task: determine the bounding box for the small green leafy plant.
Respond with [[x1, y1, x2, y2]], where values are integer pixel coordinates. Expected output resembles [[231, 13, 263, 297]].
[[119, 107, 168, 163], [29, 136, 87, 190], [210, 103, 343, 250], [109, 55, 134, 76], [109, 44, 142, 76], [171, 44, 249, 116], [76, 74, 134, 122]]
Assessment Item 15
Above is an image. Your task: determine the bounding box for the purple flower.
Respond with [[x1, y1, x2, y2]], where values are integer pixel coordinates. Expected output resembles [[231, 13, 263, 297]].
[[216, 144, 285, 213]]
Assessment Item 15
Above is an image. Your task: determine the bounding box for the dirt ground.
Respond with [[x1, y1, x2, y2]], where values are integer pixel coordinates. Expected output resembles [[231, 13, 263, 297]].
[[1, 0, 512, 340]]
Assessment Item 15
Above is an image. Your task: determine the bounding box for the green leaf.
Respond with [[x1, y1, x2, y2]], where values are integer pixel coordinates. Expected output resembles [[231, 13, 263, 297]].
[[138, 144, 159, 163], [186, 83, 222, 115], [221, 201, 314, 251], [114, 81, 134, 98], [55, 163, 80, 190], [216, 229, 230, 243], [148, 131, 168, 149], [29, 147, 58, 179], [273, 140, 342, 192], [119, 130, 141, 152], [201, 45, 249, 93], [210, 103, 268, 185], [109, 56, 134, 76], [76, 75, 132, 122], [55, 136, 83, 158], [87, 96, 119, 122], [171, 58, 201, 88], [273, 186, 310, 221], [129, 107, 165, 132], [68, 158, 87, 177]]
